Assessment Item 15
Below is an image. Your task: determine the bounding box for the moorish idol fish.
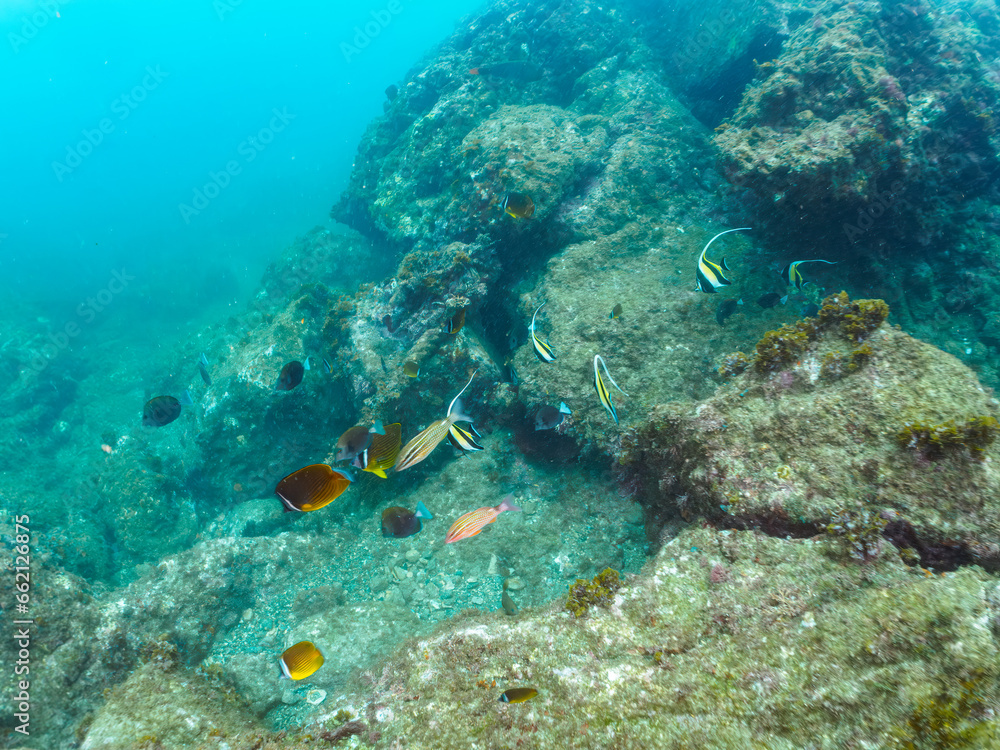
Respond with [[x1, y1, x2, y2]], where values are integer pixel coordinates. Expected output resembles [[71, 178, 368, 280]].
[[279, 641, 324, 680], [448, 422, 484, 453], [530, 303, 555, 363], [593, 354, 629, 425], [695, 227, 751, 294], [396, 371, 477, 471], [781, 259, 837, 291]]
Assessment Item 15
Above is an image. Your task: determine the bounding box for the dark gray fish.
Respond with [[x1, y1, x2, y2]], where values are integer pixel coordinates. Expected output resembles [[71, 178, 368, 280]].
[[143, 390, 193, 427], [275, 360, 305, 391], [757, 292, 785, 309], [198, 352, 212, 386], [381, 501, 432, 539], [716, 298, 743, 326], [801, 302, 821, 318], [534, 402, 572, 431], [385, 84, 398, 101]]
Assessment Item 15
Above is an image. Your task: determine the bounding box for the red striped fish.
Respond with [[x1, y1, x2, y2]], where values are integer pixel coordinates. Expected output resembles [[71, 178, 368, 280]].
[[445, 494, 521, 543], [396, 371, 476, 472]]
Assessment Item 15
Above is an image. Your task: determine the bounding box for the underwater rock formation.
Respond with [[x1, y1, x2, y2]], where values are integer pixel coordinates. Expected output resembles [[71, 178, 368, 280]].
[[623, 294, 1000, 569]]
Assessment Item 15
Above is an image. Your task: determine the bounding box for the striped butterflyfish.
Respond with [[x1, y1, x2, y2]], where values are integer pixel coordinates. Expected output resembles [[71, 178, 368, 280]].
[[780, 259, 837, 291], [502, 192, 535, 219], [445, 307, 466, 334], [396, 371, 477, 471], [445, 494, 522, 543], [498, 687, 538, 703], [275, 464, 354, 512], [353, 422, 402, 478], [279, 641, 324, 680], [695, 227, 751, 294], [529, 302, 555, 363], [593, 354, 629, 425], [448, 422, 484, 453]]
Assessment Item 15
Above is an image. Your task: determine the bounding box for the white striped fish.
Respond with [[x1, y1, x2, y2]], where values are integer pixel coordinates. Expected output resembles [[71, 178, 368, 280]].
[[396, 371, 477, 471], [448, 422, 483, 453], [530, 303, 555, 363], [593, 354, 629, 425]]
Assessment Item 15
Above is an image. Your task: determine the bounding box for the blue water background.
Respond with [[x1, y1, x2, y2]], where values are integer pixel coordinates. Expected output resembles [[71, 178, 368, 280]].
[[1, 0, 480, 331]]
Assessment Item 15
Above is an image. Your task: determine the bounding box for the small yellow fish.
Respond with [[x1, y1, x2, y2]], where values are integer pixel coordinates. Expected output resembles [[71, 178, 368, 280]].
[[502, 192, 535, 218], [609, 303, 623, 319], [498, 687, 537, 703], [403, 360, 420, 378], [280, 641, 324, 680], [396, 372, 476, 471], [445, 307, 466, 334]]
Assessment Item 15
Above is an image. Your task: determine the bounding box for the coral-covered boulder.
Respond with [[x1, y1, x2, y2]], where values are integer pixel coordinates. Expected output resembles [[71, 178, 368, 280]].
[[623, 294, 1000, 567]]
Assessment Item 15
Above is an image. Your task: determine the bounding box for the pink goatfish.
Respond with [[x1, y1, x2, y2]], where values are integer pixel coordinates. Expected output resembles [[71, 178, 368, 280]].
[[396, 370, 477, 472], [445, 494, 521, 543]]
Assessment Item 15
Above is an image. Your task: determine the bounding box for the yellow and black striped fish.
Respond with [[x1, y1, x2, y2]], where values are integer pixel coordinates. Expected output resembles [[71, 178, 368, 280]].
[[780, 259, 837, 291], [529, 303, 555, 363], [448, 422, 484, 453], [593, 354, 629, 425], [353, 422, 402, 478], [695, 227, 751, 294], [396, 372, 477, 471]]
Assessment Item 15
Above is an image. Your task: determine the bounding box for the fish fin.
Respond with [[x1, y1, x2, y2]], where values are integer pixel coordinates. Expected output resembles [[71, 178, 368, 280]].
[[370, 468, 387, 479], [721, 258, 731, 272], [559, 402, 572, 415], [780, 295, 789, 305], [737, 298, 744, 305], [371, 419, 385, 435], [179, 389, 194, 407], [497, 494, 522, 513], [304, 357, 311, 370], [448, 398, 473, 424], [416, 500, 433, 519], [199, 352, 209, 366]]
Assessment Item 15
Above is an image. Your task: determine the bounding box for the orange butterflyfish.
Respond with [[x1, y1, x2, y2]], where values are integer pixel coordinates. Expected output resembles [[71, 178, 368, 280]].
[[274, 464, 353, 512], [395, 371, 477, 472], [279, 641, 324, 680], [445, 494, 521, 543]]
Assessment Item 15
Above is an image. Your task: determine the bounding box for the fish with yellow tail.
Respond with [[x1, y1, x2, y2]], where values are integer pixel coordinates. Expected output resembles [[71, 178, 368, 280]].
[[396, 371, 477, 471], [593, 354, 628, 425], [780, 258, 837, 291], [529, 302, 555, 363], [352, 422, 402, 478], [695, 227, 751, 293], [445, 493, 522, 543]]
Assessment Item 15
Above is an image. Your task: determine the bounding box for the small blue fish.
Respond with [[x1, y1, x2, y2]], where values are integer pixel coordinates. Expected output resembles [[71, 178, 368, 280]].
[[322, 358, 333, 374], [781, 259, 836, 291], [695, 228, 751, 294], [198, 353, 212, 386]]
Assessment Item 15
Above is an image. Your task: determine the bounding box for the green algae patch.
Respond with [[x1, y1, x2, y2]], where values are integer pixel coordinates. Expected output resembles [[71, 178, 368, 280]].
[[897, 416, 1000, 461], [565, 567, 622, 617]]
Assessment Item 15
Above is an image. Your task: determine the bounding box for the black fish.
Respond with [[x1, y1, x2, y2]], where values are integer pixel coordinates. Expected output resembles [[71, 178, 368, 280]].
[[381, 502, 432, 538], [275, 360, 305, 391], [385, 84, 398, 101], [143, 390, 193, 427], [198, 352, 212, 386], [801, 302, 820, 318], [757, 292, 784, 309], [716, 299, 741, 326], [534, 402, 571, 431]]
